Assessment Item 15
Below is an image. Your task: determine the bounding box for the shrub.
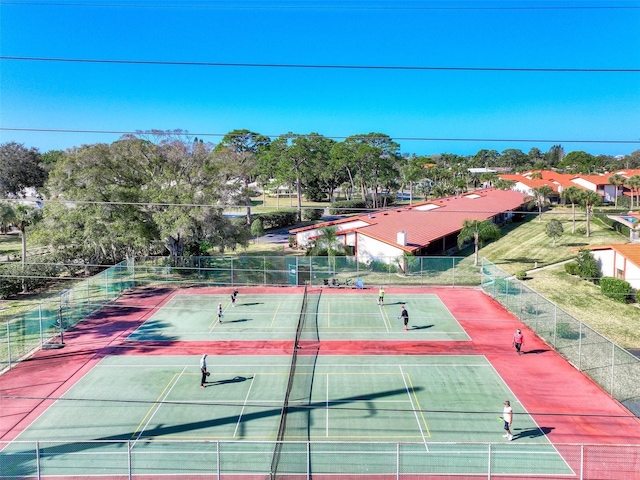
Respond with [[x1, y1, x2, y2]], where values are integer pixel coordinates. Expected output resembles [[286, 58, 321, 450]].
[[564, 262, 579, 275], [600, 277, 632, 303], [302, 208, 323, 221], [329, 200, 367, 215], [575, 248, 600, 283], [556, 322, 580, 340], [254, 210, 299, 229], [516, 270, 527, 280]]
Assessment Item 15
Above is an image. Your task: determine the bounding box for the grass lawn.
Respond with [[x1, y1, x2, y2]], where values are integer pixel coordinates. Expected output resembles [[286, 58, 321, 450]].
[[476, 206, 639, 350], [0, 232, 22, 260]]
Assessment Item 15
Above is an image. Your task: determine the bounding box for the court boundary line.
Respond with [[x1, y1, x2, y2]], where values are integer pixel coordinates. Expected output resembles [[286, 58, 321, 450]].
[[233, 374, 257, 438], [399, 365, 430, 451], [485, 358, 576, 475], [132, 365, 187, 445]]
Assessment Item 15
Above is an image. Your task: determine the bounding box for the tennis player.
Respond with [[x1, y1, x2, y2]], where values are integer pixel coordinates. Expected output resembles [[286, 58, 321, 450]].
[[200, 354, 208, 388], [512, 329, 525, 355], [502, 401, 514, 441], [217, 302, 223, 323], [378, 287, 385, 306], [231, 289, 239, 307], [399, 305, 409, 331]]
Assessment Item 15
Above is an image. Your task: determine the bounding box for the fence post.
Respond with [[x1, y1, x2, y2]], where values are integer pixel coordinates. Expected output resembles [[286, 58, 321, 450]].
[[39, 303, 43, 347], [307, 441, 311, 480], [553, 305, 557, 348], [396, 442, 400, 480], [128, 440, 132, 480], [36, 440, 41, 480], [578, 321, 583, 371], [610, 342, 616, 397], [452, 257, 455, 287], [487, 443, 492, 479], [580, 444, 584, 480], [217, 440, 221, 480], [7, 321, 11, 369]]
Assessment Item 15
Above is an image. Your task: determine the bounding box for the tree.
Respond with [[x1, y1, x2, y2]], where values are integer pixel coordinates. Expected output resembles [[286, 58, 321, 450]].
[[0, 142, 47, 196], [525, 185, 553, 222], [214, 129, 270, 225], [545, 144, 564, 168], [608, 174, 625, 208], [626, 175, 640, 210], [0, 201, 15, 234], [338, 133, 400, 209], [579, 190, 601, 237], [457, 219, 501, 266], [12, 204, 42, 292], [545, 219, 564, 247], [561, 186, 582, 233], [37, 132, 239, 264], [250, 217, 264, 242]]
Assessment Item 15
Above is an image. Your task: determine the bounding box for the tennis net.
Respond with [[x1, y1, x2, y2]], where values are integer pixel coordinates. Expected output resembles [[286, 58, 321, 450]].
[[270, 286, 321, 479]]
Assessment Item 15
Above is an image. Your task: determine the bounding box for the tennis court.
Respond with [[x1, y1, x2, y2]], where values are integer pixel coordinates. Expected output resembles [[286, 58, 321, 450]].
[[1, 354, 571, 477], [1, 284, 639, 479], [126, 290, 469, 341]]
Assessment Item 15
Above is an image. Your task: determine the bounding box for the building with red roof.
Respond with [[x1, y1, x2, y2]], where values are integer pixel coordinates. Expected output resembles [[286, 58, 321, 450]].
[[588, 244, 640, 290], [290, 189, 528, 265]]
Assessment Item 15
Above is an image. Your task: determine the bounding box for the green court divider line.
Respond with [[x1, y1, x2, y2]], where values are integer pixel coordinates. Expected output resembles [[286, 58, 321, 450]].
[[269, 302, 281, 328], [132, 370, 183, 439]]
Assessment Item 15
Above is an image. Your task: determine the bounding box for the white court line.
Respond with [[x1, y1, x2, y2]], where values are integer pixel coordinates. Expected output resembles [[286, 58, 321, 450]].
[[399, 365, 429, 452], [326, 373, 329, 437], [132, 365, 187, 446], [378, 304, 390, 332], [485, 358, 575, 475], [233, 375, 257, 438]]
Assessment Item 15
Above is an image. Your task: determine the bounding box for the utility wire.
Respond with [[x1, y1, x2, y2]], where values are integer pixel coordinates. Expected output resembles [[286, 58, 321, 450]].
[[2, 56, 639, 72], [2, 127, 639, 144], [2, 1, 640, 11]]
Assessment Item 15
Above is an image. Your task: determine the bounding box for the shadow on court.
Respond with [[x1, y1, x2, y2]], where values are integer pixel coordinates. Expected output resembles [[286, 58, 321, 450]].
[[3, 387, 423, 474], [523, 349, 550, 355], [410, 325, 434, 330], [205, 376, 253, 386], [239, 302, 263, 306], [514, 426, 554, 440]]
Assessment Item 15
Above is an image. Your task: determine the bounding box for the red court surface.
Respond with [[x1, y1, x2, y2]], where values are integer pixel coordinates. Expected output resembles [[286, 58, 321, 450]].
[[2, 285, 639, 472]]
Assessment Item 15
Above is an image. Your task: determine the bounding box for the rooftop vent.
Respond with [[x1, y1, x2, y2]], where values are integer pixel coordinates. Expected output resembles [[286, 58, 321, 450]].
[[397, 231, 407, 246]]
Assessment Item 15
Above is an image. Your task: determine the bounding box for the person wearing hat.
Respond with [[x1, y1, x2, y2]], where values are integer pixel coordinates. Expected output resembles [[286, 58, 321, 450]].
[[200, 354, 208, 388], [502, 400, 514, 441], [512, 329, 524, 355]]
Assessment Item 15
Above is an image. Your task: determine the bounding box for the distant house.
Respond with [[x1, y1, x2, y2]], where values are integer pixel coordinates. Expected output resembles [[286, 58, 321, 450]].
[[290, 189, 528, 265], [588, 244, 640, 290]]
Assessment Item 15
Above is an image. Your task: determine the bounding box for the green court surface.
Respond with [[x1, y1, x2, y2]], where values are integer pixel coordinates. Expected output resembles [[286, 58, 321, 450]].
[[2, 355, 573, 477], [127, 292, 470, 341]]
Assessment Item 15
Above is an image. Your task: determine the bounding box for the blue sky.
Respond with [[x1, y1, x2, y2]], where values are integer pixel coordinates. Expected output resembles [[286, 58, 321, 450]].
[[1, 0, 639, 157]]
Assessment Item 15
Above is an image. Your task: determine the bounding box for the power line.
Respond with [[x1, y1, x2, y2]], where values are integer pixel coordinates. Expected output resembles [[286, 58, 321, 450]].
[[2, 1, 639, 11], [2, 56, 639, 73], [2, 127, 639, 144]]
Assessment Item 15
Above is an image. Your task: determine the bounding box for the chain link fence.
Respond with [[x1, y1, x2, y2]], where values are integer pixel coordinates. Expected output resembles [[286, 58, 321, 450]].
[[1, 440, 638, 479], [0, 259, 134, 372], [481, 259, 640, 418]]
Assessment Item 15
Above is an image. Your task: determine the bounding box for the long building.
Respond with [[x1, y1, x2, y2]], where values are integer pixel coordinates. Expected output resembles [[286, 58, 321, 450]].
[[291, 188, 528, 264]]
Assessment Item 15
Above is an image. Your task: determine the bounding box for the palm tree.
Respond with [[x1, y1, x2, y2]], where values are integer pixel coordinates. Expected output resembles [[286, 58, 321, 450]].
[[309, 226, 345, 275], [457, 219, 501, 266], [525, 185, 553, 222], [579, 190, 601, 238], [561, 186, 582, 233], [608, 174, 625, 208], [627, 175, 640, 210]]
